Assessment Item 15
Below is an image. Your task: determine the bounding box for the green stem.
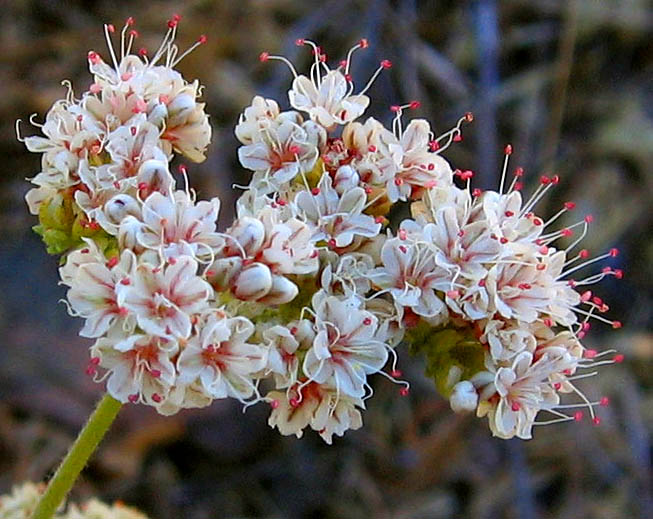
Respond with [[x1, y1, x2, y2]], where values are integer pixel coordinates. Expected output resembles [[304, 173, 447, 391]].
[[32, 393, 123, 519]]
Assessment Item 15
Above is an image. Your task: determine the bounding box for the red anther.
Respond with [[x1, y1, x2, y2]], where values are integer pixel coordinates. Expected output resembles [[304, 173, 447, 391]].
[[472, 188, 482, 197], [533, 218, 543, 226], [543, 318, 553, 327], [106, 24, 115, 33], [505, 210, 515, 217], [168, 19, 178, 28], [574, 411, 583, 422], [129, 29, 139, 38], [205, 270, 215, 277], [168, 257, 177, 265], [380, 59, 392, 69], [359, 38, 369, 48], [321, 155, 331, 164], [500, 237, 508, 244], [464, 111, 474, 122], [363, 317, 372, 325], [535, 238, 543, 245], [289, 326, 298, 335], [579, 249, 589, 259], [375, 216, 386, 224], [592, 296, 603, 305], [609, 248, 619, 257], [390, 105, 401, 112], [612, 321, 622, 329], [514, 182, 523, 191], [138, 182, 148, 191], [446, 290, 460, 299], [126, 16, 135, 26], [152, 393, 162, 403], [504, 144, 513, 155], [580, 290, 592, 302], [85, 366, 96, 376], [511, 401, 521, 412], [602, 266, 612, 274], [178, 164, 188, 175], [394, 177, 403, 186], [551, 175, 560, 184], [553, 382, 562, 390], [150, 369, 161, 378], [539, 245, 549, 254], [270, 399, 280, 409], [138, 47, 148, 56], [118, 307, 129, 317], [390, 369, 402, 378], [242, 258, 253, 267], [106, 256, 119, 268], [461, 170, 474, 180], [514, 167, 524, 177], [398, 245, 407, 253], [584, 214, 594, 223], [319, 53, 327, 62], [582, 322, 591, 331], [88, 51, 101, 64], [613, 353, 624, 363], [288, 145, 300, 155], [311, 187, 320, 196], [584, 349, 597, 359], [81, 248, 90, 254], [600, 396, 609, 407], [368, 144, 377, 152], [113, 181, 121, 190], [399, 387, 409, 397], [198, 34, 208, 44], [277, 198, 287, 206], [128, 394, 139, 403], [206, 344, 216, 353], [130, 126, 137, 136], [295, 38, 305, 46], [614, 269, 623, 279], [426, 163, 435, 171], [259, 52, 269, 62], [563, 202, 576, 211], [310, 250, 319, 258], [457, 230, 465, 237], [592, 417, 601, 426], [90, 357, 101, 366], [577, 331, 586, 339], [478, 279, 486, 287], [289, 397, 300, 408], [453, 169, 462, 177], [518, 283, 532, 290], [409, 100, 421, 110], [428, 140, 440, 151], [328, 238, 337, 248], [561, 228, 573, 237], [398, 229, 407, 240], [453, 133, 463, 142], [540, 175, 550, 185], [339, 59, 348, 68], [344, 73, 352, 82], [120, 278, 131, 286], [172, 14, 182, 22]]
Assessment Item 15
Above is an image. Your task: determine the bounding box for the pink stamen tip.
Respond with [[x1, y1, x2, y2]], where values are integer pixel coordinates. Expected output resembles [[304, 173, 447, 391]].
[[129, 126, 137, 136], [592, 296, 603, 305], [409, 100, 421, 110], [580, 290, 592, 302], [464, 111, 474, 122], [178, 164, 188, 174], [90, 357, 101, 365], [446, 290, 460, 299], [511, 401, 521, 411], [270, 399, 280, 409], [514, 182, 523, 191], [295, 38, 305, 46], [574, 411, 584, 422], [172, 14, 182, 22], [328, 238, 337, 248], [472, 188, 482, 197], [429, 140, 440, 151], [561, 228, 573, 237], [579, 249, 589, 259], [609, 248, 619, 257], [505, 210, 515, 217], [584, 215, 594, 223], [551, 175, 560, 184], [277, 198, 286, 206], [390, 369, 402, 377], [427, 163, 435, 171], [398, 229, 407, 240], [152, 394, 162, 403], [128, 394, 139, 403], [120, 278, 130, 286], [339, 59, 348, 68], [399, 387, 409, 397], [198, 34, 208, 44], [394, 177, 403, 186], [600, 397, 609, 407], [500, 237, 508, 244], [289, 326, 298, 335], [90, 83, 101, 94], [398, 245, 407, 253], [553, 382, 562, 390], [564, 201, 576, 210], [592, 417, 601, 426], [85, 366, 96, 376], [150, 369, 161, 378], [478, 279, 486, 287], [168, 257, 177, 265], [578, 331, 586, 339], [126, 16, 135, 26], [344, 73, 352, 82], [168, 20, 178, 28], [540, 175, 550, 185], [612, 321, 622, 329], [582, 322, 591, 331], [359, 38, 369, 48], [368, 144, 377, 152], [363, 317, 372, 325], [289, 397, 300, 408], [613, 354, 624, 363], [504, 144, 513, 155], [539, 245, 549, 254], [584, 349, 598, 359], [129, 29, 139, 38], [106, 257, 119, 268], [543, 318, 553, 327], [614, 269, 623, 279], [311, 187, 320, 196], [514, 167, 524, 177], [259, 52, 269, 62], [453, 134, 463, 142], [138, 47, 148, 56], [107, 24, 115, 33], [390, 105, 401, 112], [602, 266, 612, 274], [380, 59, 392, 69], [88, 51, 101, 64]]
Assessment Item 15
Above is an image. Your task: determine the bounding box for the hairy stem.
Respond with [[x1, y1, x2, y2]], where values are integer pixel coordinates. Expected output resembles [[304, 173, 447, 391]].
[[32, 393, 123, 519]]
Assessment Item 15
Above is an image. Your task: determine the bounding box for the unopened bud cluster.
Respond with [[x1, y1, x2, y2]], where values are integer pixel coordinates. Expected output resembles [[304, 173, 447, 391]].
[[22, 21, 622, 442]]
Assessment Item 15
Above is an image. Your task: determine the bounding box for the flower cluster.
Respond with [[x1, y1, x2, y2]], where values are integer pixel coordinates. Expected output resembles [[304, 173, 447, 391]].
[[23, 24, 623, 442], [0, 482, 148, 519]]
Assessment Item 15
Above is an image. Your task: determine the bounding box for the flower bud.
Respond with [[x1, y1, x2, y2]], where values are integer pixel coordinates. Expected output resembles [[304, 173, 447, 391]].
[[166, 93, 196, 127], [207, 257, 243, 291], [227, 217, 265, 255], [257, 275, 298, 305], [449, 380, 479, 413], [147, 100, 168, 127], [333, 165, 360, 194], [103, 194, 141, 227], [137, 159, 173, 194], [233, 263, 272, 300]]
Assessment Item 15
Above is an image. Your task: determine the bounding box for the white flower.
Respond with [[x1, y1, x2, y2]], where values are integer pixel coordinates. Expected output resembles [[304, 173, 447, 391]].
[[118, 255, 212, 339], [235, 96, 280, 145], [484, 320, 537, 362], [289, 70, 369, 128], [177, 314, 266, 401], [450, 380, 479, 413], [294, 173, 381, 247]]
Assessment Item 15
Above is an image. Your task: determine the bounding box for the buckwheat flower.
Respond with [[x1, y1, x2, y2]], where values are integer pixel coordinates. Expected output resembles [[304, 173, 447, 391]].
[[483, 319, 537, 362], [91, 331, 177, 405], [294, 172, 381, 248], [117, 255, 212, 339], [302, 291, 389, 398], [65, 249, 137, 338], [135, 191, 222, 261], [177, 313, 266, 401], [238, 111, 326, 193], [235, 96, 280, 145]]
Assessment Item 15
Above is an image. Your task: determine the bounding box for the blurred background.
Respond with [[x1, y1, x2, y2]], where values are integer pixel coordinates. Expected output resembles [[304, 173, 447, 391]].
[[0, 1, 651, 518]]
